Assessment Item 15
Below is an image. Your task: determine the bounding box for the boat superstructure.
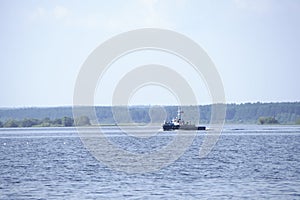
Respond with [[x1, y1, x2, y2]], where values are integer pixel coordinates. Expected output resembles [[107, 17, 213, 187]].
[[162, 107, 206, 131]]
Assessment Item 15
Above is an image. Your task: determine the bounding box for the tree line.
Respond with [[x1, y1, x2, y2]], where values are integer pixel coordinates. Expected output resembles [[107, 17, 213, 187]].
[[258, 117, 279, 125], [0, 116, 91, 128], [0, 102, 299, 125]]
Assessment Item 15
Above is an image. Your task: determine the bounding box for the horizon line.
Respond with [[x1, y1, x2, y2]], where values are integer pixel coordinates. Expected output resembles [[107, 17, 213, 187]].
[[0, 101, 299, 109]]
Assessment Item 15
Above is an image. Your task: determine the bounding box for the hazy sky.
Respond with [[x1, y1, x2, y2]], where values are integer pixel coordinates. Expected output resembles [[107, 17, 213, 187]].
[[0, 0, 299, 107]]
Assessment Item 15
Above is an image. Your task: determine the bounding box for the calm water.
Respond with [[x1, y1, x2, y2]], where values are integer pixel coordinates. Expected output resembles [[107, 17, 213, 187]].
[[1, 125, 300, 199]]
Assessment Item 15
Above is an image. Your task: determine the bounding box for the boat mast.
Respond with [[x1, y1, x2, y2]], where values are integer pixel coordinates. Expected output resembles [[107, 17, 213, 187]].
[[177, 107, 183, 120]]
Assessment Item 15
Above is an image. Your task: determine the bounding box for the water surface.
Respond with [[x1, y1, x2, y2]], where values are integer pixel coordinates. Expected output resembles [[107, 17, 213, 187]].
[[1, 125, 300, 199]]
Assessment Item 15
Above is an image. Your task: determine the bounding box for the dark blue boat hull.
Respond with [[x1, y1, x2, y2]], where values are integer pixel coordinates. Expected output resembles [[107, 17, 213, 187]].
[[162, 123, 206, 131]]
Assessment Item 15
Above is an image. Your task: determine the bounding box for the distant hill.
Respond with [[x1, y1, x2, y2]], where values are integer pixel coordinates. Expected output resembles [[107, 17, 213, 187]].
[[0, 102, 299, 125]]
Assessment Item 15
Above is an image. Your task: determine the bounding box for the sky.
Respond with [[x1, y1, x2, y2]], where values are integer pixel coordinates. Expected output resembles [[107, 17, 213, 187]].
[[0, 0, 299, 107]]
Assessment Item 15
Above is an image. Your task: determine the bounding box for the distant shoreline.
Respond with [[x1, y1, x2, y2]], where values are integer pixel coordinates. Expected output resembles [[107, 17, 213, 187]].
[[0, 102, 299, 126], [1, 123, 300, 130]]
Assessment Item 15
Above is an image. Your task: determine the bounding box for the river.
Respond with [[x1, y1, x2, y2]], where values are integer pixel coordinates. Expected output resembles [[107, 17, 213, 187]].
[[1, 125, 300, 199]]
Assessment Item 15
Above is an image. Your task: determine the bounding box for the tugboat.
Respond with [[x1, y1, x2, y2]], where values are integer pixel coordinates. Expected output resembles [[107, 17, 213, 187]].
[[162, 107, 206, 131]]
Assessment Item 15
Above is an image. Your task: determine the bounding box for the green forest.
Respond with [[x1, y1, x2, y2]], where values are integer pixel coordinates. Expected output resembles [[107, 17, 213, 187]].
[[0, 116, 91, 128], [0, 102, 299, 127]]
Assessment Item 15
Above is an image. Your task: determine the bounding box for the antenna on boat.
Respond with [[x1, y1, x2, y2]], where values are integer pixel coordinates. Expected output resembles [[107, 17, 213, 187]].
[[177, 107, 183, 120]]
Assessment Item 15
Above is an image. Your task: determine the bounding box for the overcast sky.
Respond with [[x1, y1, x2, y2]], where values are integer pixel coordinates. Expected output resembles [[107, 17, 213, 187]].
[[0, 0, 299, 107]]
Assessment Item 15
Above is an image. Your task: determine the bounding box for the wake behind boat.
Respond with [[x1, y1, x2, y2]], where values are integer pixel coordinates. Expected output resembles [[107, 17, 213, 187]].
[[162, 107, 206, 131]]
